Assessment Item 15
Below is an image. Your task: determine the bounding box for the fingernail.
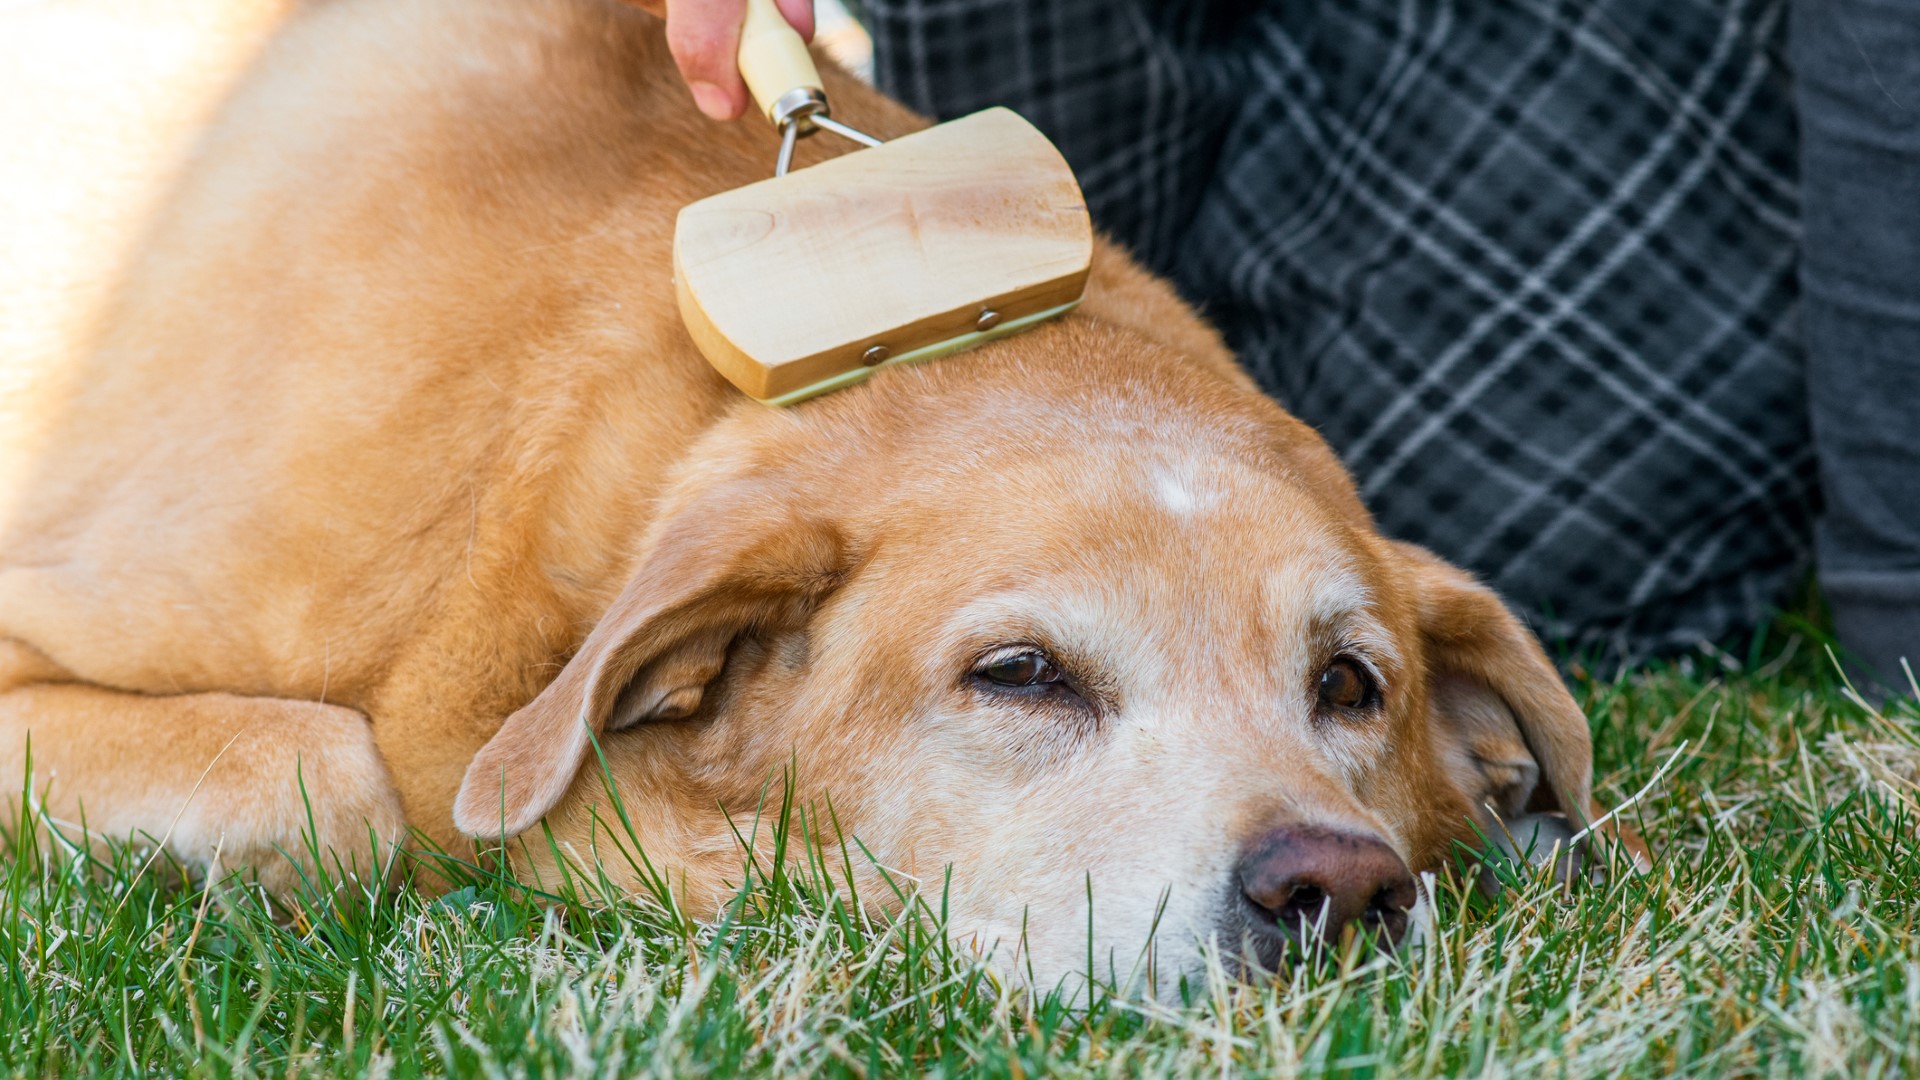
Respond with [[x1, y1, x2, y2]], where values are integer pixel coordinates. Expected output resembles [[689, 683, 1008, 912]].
[[689, 81, 732, 120]]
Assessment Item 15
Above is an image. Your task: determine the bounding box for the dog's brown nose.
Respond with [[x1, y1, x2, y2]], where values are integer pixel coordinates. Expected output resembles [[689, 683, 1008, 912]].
[[1238, 824, 1418, 946]]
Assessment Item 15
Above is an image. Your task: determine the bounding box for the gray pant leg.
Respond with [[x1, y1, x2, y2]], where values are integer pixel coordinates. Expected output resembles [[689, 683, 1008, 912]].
[[1791, 0, 1920, 691]]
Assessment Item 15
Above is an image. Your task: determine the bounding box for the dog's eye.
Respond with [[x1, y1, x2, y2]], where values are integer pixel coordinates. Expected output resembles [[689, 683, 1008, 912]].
[[1318, 657, 1376, 711], [978, 650, 1064, 689]]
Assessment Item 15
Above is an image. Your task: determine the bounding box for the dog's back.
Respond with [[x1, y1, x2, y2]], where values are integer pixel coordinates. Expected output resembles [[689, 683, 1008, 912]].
[[0, 1, 291, 508], [0, 0, 775, 693]]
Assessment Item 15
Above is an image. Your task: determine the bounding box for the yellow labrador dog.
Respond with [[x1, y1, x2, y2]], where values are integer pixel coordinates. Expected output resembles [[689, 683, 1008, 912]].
[[0, 0, 1627, 984]]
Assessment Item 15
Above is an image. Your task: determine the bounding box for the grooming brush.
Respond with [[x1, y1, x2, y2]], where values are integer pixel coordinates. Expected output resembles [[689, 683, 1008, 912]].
[[673, 0, 1093, 405]]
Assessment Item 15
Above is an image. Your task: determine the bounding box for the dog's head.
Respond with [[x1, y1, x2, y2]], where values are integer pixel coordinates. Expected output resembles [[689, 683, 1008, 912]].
[[454, 322, 1618, 987]]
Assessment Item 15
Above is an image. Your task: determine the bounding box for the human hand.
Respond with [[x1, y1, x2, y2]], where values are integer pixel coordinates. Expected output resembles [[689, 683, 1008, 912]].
[[619, 0, 816, 121]]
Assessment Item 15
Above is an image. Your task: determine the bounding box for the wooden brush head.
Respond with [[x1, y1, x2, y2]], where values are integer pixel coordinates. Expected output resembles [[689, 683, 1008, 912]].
[[673, 108, 1093, 405]]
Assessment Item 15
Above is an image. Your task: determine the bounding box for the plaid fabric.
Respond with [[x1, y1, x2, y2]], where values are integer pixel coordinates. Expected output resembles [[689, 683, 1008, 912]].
[[864, 0, 1812, 659]]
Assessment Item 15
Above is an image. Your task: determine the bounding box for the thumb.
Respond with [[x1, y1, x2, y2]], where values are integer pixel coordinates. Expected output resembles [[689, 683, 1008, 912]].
[[773, 0, 815, 42], [665, 0, 749, 121], [665, 0, 818, 122]]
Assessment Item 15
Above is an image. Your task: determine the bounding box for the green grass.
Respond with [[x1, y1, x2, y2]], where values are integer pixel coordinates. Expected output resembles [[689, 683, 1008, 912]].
[[6, 618, 1920, 1078]]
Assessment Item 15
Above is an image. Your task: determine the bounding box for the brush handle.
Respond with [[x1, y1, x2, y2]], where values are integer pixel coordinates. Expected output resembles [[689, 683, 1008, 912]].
[[738, 0, 823, 125]]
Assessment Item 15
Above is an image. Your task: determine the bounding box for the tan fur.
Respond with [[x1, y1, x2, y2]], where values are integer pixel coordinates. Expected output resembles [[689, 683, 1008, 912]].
[[0, 0, 1632, 985]]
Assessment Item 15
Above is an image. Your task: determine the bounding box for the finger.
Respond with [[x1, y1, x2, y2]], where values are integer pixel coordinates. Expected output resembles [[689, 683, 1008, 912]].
[[665, 0, 749, 121], [773, 0, 815, 43]]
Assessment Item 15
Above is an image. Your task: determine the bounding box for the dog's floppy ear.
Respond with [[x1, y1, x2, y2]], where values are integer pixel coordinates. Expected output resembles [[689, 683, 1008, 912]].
[[1393, 542, 1596, 830], [453, 485, 847, 838]]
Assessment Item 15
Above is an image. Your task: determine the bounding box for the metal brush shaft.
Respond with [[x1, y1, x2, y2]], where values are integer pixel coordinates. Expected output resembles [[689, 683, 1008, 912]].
[[736, 0, 883, 177]]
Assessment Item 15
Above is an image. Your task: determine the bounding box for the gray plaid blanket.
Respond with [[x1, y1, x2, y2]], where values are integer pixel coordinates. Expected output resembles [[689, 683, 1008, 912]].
[[863, 0, 1810, 662]]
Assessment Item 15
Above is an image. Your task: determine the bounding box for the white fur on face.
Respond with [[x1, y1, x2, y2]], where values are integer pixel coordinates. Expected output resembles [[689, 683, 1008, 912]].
[[1147, 458, 1219, 518], [1265, 560, 1402, 793], [842, 473, 1406, 993]]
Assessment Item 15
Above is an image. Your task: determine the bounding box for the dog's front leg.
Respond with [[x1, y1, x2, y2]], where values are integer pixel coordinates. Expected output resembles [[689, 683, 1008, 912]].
[[0, 639, 405, 894]]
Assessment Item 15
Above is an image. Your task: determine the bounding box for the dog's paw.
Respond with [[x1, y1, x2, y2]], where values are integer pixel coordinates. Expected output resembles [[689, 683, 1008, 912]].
[[1475, 812, 1601, 895], [168, 698, 408, 897]]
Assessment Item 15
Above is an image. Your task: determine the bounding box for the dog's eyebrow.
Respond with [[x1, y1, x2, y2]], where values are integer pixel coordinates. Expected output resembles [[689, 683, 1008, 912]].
[[944, 588, 1113, 654], [1274, 561, 1402, 675], [1329, 617, 1400, 684], [1308, 566, 1371, 625], [1326, 609, 1401, 677], [1266, 549, 1364, 621]]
